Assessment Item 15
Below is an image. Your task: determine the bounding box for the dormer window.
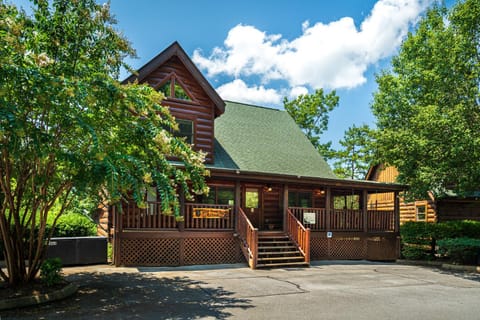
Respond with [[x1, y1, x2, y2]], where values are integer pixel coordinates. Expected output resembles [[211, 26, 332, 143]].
[[158, 76, 192, 101]]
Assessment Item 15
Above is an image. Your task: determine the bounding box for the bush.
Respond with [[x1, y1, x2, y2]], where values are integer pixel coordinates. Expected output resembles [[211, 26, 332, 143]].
[[40, 258, 63, 286], [50, 213, 97, 237], [401, 244, 432, 260], [400, 221, 434, 245], [437, 238, 480, 265], [433, 220, 480, 240]]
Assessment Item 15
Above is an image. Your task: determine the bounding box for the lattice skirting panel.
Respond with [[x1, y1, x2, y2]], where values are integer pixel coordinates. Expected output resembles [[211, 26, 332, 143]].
[[311, 237, 329, 260], [121, 238, 181, 266], [330, 238, 366, 259], [183, 238, 239, 265], [118, 232, 244, 266], [310, 233, 398, 261]]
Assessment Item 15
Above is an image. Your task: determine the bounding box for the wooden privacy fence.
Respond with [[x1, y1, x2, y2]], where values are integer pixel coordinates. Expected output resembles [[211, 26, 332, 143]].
[[237, 207, 258, 268], [290, 207, 395, 232], [286, 209, 310, 263], [121, 201, 233, 230]]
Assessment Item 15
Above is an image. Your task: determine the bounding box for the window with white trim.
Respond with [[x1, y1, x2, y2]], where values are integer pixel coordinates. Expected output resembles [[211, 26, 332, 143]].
[[416, 204, 426, 221]]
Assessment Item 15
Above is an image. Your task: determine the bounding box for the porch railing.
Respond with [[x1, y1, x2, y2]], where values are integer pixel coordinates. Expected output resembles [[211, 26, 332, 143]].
[[367, 210, 395, 231], [289, 207, 327, 230], [122, 201, 177, 229], [121, 201, 234, 230], [286, 209, 310, 263], [331, 209, 363, 231], [237, 207, 258, 268], [184, 203, 234, 230], [290, 207, 395, 232]]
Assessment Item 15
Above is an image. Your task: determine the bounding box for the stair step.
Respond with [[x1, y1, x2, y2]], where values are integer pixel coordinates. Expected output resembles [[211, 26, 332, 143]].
[[258, 245, 296, 250], [258, 256, 304, 261], [256, 261, 309, 268], [258, 240, 291, 245], [258, 235, 289, 238], [258, 250, 300, 256]]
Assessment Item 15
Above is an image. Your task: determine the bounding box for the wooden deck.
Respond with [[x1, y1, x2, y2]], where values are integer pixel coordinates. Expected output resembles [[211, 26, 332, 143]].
[[112, 202, 399, 267]]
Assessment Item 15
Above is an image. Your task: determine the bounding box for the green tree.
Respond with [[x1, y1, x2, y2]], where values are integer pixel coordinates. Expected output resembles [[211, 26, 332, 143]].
[[333, 124, 374, 179], [0, 0, 208, 286], [372, 0, 480, 199], [283, 89, 339, 160]]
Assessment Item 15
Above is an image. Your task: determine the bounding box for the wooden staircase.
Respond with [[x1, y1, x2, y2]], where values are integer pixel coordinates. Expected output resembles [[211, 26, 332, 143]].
[[256, 231, 309, 268]]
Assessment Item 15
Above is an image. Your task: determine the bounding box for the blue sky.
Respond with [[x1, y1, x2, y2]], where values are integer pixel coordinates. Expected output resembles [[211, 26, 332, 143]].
[[13, 0, 451, 149]]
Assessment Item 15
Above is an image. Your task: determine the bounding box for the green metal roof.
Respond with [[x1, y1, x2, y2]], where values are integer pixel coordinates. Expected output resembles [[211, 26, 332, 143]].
[[211, 101, 336, 179]]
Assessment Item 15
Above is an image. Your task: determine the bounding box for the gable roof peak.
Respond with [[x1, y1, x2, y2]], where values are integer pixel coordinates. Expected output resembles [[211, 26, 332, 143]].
[[123, 41, 225, 116]]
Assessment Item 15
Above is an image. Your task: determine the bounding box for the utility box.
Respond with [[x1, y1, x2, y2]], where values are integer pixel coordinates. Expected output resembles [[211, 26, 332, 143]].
[[46, 236, 107, 266]]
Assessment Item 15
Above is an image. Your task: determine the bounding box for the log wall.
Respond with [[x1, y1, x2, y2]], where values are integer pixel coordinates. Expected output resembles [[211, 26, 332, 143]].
[[142, 55, 216, 163]]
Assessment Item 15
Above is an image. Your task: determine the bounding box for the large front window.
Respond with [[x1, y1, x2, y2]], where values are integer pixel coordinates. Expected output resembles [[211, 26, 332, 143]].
[[199, 186, 234, 205], [289, 191, 312, 207]]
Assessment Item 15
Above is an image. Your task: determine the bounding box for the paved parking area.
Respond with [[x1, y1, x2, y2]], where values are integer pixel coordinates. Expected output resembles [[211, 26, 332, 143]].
[[2, 261, 480, 319]]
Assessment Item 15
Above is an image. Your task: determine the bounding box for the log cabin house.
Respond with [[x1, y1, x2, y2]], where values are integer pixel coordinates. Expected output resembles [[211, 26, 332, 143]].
[[103, 42, 406, 268], [366, 164, 480, 223]]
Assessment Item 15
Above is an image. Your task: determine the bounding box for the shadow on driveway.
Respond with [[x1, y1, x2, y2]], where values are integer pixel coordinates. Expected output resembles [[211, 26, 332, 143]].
[[1, 272, 253, 319]]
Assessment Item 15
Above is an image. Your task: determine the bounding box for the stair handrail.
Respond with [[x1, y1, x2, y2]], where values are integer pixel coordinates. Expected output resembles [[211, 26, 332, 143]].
[[286, 209, 310, 264], [237, 207, 258, 268]]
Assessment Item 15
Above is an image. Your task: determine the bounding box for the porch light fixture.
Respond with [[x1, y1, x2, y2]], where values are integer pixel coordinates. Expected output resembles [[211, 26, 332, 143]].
[[265, 185, 273, 192]]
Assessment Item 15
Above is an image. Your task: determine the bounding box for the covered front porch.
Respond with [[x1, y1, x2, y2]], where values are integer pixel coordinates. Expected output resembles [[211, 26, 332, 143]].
[[111, 179, 402, 268]]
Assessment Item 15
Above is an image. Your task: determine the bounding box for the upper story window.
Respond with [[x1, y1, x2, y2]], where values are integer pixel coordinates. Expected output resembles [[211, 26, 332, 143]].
[[158, 77, 192, 101], [175, 119, 194, 144]]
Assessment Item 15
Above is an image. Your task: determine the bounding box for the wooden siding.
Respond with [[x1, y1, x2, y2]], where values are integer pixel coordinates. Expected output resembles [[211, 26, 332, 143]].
[[141, 55, 216, 163], [369, 164, 399, 183], [263, 186, 282, 229], [96, 203, 111, 238], [367, 165, 437, 223], [436, 199, 480, 222]]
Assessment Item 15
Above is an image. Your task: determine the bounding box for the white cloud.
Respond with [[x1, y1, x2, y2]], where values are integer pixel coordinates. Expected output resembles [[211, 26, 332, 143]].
[[289, 86, 309, 99], [216, 79, 282, 106], [193, 0, 432, 104]]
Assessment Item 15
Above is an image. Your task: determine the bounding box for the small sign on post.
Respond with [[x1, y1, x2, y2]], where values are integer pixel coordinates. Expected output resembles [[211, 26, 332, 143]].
[[327, 231, 333, 238], [303, 212, 316, 225]]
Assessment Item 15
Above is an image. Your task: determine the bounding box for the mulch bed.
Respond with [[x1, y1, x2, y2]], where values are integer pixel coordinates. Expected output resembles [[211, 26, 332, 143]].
[[0, 279, 69, 301]]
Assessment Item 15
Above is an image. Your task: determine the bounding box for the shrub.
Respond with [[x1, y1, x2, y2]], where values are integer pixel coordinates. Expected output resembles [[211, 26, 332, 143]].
[[401, 244, 432, 260], [433, 220, 480, 240], [51, 213, 97, 237], [437, 238, 480, 265], [40, 258, 63, 286], [400, 221, 434, 245]]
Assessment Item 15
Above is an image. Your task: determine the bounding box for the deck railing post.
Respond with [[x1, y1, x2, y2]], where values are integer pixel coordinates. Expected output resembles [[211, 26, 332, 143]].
[[326, 187, 331, 231], [113, 205, 121, 267], [394, 191, 400, 233], [283, 184, 289, 232], [179, 189, 185, 231], [252, 228, 258, 269], [363, 190, 368, 233], [305, 228, 311, 263], [235, 181, 241, 232]]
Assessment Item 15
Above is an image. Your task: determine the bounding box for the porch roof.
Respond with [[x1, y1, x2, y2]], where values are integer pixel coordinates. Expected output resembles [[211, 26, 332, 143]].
[[210, 101, 336, 179]]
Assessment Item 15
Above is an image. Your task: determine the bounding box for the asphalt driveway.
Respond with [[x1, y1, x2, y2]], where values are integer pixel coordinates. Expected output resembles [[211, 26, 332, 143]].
[[2, 261, 480, 319]]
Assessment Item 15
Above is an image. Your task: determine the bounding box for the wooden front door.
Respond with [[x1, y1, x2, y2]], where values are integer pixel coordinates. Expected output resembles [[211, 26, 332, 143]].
[[243, 187, 262, 228]]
